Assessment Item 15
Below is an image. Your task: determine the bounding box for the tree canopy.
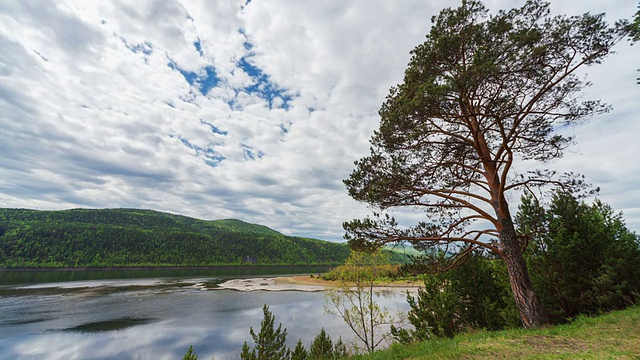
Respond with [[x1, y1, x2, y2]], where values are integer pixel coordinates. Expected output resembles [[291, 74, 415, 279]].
[[343, 0, 628, 328], [631, 2, 640, 83], [631, 3, 640, 41]]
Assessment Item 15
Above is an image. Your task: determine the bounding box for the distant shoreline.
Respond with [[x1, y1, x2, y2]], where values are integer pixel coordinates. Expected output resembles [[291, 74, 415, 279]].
[[0, 265, 334, 272]]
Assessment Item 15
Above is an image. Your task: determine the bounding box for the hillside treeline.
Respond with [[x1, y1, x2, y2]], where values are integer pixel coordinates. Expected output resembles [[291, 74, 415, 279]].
[[0, 208, 352, 268]]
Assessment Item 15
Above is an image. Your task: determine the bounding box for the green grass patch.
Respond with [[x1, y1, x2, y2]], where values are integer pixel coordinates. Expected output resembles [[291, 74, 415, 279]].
[[350, 306, 640, 359]]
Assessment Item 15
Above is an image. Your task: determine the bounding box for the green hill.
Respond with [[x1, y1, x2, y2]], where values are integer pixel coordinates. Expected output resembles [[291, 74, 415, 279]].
[[211, 218, 283, 236], [0, 208, 351, 268]]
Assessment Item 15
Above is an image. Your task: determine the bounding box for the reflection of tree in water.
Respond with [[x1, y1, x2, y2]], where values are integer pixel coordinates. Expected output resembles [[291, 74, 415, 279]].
[[374, 289, 394, 299], [66, 317, 154, 332]]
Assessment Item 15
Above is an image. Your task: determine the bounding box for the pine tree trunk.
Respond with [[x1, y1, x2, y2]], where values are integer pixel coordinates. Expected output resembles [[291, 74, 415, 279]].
[[500, 219, 549, 328]]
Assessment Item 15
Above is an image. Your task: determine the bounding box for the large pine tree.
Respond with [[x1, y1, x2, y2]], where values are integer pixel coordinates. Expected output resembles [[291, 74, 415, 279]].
[[344, 0, 629, 328]]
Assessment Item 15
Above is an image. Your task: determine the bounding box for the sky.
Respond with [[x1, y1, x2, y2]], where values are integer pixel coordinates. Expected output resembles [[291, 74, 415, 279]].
[[0, 0, 638, 241]]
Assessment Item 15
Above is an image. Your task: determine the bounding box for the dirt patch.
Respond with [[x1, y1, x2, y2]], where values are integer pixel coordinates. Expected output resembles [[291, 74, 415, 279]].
[[273, 275, 336, 286], [218, 275, 422, 293], [506, 334, 589, 355], [274, 275, 421, 288]]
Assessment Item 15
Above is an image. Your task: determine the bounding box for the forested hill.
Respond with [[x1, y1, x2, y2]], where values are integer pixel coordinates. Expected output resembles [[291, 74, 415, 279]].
[[0, 208, 353, 269]]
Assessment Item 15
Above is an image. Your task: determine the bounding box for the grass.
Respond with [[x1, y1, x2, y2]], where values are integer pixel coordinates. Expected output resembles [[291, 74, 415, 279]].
[[350, 306, 640, 359]]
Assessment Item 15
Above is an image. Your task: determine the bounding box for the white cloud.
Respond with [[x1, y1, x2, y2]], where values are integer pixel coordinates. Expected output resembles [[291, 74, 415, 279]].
[[0, 0, 638, 240]]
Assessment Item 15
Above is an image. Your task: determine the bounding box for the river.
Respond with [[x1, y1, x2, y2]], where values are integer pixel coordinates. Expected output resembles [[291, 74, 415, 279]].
[[0, 268, 410, 359]]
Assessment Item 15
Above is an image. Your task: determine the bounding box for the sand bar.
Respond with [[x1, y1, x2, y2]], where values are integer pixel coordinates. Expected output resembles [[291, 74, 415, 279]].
[[217, 275, 421, 294]]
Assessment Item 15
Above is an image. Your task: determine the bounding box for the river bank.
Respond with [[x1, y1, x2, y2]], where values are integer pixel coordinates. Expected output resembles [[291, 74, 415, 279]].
[[0, 266, 332, 287]]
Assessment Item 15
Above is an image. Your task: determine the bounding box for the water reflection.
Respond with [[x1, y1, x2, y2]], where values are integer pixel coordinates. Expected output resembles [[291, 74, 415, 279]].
[[0, 272, 409, 360], [65, 317, 155, 332]]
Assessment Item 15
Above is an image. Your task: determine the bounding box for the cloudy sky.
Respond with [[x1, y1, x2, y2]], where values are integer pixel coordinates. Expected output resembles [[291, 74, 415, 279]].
[[1, 0, 638, 241]]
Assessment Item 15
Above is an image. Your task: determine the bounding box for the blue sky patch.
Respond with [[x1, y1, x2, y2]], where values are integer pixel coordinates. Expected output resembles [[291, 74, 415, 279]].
[[122, 38, 153, 56], [193, 38, 204, 57], [168, 60, 220, 96], [131, 42, 153, 55], [168, 60, 198, 86], [242, 144, 264, 160], [170, 134, 225, 167], [279, 123, 290, 134], [200, 119, 228, 136], [238, 29, 253, 50], [198, 66, 219, 95], [240, 1, 253, 11], [238, 57, 293, 110]]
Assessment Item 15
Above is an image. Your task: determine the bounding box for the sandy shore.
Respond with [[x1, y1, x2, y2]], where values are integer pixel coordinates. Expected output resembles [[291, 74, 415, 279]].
[[217, 275, 421, 294]]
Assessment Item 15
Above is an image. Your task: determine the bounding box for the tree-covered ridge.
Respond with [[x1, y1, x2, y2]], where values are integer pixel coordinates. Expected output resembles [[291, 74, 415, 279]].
[[0, 208, 352, 268], [212, 218, 284, 236]]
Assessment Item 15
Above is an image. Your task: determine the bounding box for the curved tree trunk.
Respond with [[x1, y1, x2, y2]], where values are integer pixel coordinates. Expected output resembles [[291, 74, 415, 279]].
[[474, 115, 549, 328], [500, 218, 549, 328]]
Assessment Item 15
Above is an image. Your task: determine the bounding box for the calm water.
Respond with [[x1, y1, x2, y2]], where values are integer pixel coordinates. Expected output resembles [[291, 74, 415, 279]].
[[0, 269, 409, 359]]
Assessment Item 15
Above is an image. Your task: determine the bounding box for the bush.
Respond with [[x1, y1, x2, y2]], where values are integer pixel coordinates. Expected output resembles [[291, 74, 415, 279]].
[[516, 192, 640, 323], [392, 252, 516, 343], [320, 264, 400, 282]]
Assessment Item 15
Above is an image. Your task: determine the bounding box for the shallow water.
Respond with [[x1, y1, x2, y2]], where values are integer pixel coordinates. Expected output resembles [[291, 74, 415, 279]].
[[0, 269, 409, 359]]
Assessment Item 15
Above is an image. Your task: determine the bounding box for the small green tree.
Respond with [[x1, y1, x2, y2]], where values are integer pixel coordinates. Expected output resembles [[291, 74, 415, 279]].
[[393, 252, 518, 343], [182, 345, 198, 360], [309, 328, 333, 359], [445, 253, 516, 330], [241, 342, 254, 360], [241, 305, 290, 360], [392, 273, 461, 342], [333, 338, 348, 359], [291, 339, 308, 360], [324, 250, 396, 353]]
